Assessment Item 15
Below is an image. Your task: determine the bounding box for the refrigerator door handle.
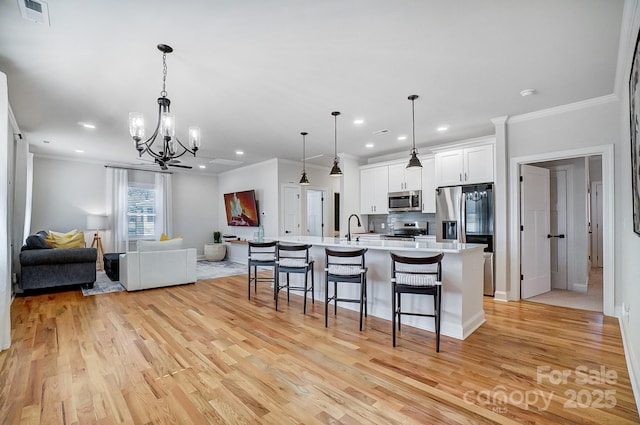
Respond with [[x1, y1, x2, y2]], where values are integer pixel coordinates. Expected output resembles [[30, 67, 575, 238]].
[[460, 190, 467, 243]]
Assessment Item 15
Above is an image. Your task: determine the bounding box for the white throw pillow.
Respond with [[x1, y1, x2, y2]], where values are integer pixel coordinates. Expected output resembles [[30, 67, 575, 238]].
[[137, 238, 183, 252]]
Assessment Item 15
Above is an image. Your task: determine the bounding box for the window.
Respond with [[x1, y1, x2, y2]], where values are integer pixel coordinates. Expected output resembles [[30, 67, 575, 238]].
[[127, 184, 156, 239]]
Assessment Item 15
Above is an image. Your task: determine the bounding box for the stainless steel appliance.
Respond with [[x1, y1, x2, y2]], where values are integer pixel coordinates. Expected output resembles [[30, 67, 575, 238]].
[[388, 190, 422, 212], [382, 220, 428, 241], [435, 184, 495, 296]]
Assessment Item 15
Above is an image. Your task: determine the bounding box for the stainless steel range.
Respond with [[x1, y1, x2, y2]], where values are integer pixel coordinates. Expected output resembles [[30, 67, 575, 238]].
[[382, 221, 428, 241]]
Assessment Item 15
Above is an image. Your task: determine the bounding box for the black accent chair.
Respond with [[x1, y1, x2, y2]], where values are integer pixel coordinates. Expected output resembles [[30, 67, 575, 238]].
[[324, 248, 368, 331], [247, 240, 278, 300], [390, 252, 444, 352], [274, 243, 314, 312]]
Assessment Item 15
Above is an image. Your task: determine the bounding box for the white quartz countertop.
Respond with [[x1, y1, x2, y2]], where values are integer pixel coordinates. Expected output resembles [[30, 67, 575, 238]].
[[275, 235, 486, 254]]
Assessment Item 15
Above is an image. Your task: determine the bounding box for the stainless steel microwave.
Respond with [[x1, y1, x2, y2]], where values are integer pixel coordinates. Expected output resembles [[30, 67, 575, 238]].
[[388, 190, 422, 212]]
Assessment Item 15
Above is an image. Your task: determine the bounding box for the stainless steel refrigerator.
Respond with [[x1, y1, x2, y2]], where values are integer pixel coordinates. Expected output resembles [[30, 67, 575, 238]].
[[435, 184, 495, 296]]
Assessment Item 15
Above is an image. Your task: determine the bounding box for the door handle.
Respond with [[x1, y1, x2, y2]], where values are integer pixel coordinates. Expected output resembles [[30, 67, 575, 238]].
[[547, 234, 565, 238], [285, 230, 291, 234]]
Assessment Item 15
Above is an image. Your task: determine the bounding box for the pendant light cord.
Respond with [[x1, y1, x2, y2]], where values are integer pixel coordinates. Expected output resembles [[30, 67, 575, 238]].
[[411, 96, 416, 153]]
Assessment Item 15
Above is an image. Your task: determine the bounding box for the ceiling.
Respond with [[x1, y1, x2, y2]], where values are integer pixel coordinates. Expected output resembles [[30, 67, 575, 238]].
[[0, 0, 625, 174]]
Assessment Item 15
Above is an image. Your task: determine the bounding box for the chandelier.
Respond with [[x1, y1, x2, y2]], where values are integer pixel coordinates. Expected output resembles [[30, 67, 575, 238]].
[[129, 44, 200, 170]]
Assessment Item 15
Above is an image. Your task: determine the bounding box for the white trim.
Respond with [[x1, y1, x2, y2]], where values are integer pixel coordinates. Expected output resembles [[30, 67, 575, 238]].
[[619, 315, 640, 415], [508, 95, 618, 124], [509, 144, 614, 317], [429, 135, 496, 154]]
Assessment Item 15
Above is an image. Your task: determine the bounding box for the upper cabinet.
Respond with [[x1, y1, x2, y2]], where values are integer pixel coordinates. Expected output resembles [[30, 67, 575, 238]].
[[360, 165, 389, 214], [388, 162, 422, 192], [434, 143, 494, 186], [420, 156, 436, 213]]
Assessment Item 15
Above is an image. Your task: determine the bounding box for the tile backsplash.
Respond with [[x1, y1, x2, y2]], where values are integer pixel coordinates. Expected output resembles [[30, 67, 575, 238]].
[[365, 212, 435, 235]]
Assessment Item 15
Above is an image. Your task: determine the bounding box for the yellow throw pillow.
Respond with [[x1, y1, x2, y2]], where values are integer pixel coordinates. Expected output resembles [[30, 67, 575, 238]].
[[50, 231, 85, 249], [46, 229, 78, 246], [160, 233, 182, 241]]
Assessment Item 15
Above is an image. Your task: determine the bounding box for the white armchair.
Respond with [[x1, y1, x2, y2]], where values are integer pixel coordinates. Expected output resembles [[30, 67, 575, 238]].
[[120, 239, 197, 291]]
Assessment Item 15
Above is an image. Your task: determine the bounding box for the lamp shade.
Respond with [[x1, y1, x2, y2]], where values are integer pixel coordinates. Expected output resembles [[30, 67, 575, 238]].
[[86, 214, 109, 231]]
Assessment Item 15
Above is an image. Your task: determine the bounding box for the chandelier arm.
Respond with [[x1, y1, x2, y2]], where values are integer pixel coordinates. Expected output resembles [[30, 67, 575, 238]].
[[172, 136, 198, 156]]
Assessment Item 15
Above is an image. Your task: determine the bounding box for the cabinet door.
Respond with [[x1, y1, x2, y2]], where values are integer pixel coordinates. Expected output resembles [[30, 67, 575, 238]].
[[360, 166, 389, 214], [404, 166, 422, 191], [372, 166, 389, 214], [387, 163, 405, 192], [360, 167, 376, 214], [421, 157, 436, 213], [435, 149, 463, 186], [464, 144, 494, 184]]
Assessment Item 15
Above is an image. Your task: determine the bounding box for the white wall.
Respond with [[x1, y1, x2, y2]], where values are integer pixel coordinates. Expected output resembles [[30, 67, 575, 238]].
[[218, 158, 279, 240], [172, 172, 219, 254], [1, 72, 11, 350], [31, 157, 107, 246], [30, 157, 218, 254]]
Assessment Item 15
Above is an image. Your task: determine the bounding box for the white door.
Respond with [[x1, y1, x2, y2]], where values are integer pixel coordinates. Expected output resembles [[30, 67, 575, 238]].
[[306, 189, 325, 236], [550, 170, 568, 290], [592, 181, 603, 268], [282, 185, 301, 236], [521, 164, 551, 298]]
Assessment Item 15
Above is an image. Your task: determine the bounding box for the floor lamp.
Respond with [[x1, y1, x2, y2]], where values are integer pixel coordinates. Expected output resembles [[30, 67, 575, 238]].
[[86, 214, 108, 271]]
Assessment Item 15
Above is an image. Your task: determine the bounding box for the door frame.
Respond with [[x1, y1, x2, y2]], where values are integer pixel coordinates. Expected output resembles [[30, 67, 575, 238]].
[[508, 144, 614, 316]]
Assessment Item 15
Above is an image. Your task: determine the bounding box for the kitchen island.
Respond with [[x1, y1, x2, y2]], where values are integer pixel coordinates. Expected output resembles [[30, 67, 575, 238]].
[[267, 235, 487, 340]]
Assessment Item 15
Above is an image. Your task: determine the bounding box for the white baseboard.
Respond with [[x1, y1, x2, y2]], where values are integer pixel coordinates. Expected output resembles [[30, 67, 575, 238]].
[[569, 282, 588, 292], [618, 314, 640, 413], [493, 290, 509, 301]]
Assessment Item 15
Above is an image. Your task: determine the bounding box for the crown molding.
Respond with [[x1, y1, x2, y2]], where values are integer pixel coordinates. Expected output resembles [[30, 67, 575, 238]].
[[507, 94, 618, 124]]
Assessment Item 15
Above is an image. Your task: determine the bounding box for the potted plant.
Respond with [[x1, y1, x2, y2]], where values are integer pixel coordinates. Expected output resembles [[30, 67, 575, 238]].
[[205, 231, 226, 261]]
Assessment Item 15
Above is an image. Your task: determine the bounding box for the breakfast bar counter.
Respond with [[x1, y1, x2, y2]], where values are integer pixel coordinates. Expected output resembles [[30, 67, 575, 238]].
[[273, 236, 487, 340]]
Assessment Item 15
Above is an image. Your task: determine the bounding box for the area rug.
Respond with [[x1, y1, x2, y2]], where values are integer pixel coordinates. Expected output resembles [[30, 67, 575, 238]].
[[82, 260, 251, 296]]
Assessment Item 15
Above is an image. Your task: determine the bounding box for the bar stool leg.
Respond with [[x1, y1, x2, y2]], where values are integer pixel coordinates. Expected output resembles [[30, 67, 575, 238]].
[[325, 275, 330, 327], [303, 272, 308, 314], [392, 285, 397, 347]]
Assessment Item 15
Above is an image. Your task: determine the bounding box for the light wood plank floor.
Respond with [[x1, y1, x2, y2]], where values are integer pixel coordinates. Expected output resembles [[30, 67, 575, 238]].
[[1, 273, 638, 424]]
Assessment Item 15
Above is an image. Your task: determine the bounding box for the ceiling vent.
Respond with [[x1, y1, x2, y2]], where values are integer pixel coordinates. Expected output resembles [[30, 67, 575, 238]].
[[18, 0, 50, 26], [209, 158, 244, 166]]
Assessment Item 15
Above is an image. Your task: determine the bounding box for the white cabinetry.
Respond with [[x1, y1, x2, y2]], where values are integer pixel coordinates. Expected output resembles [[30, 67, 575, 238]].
[[420, 156, 436, 213], [388, 162, 422, 192], [434, 143, 494, 186], [360, 165, 389, 214]]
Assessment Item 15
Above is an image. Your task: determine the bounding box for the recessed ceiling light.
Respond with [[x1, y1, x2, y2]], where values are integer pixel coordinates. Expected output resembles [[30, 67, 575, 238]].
[[199, 165, 206, 169], [437, 125, 449, 132], [365, 143, 374, 148], [353, 119, 364, 125], [235, 150, 244, 155], [78, 121, 96, 129], [75, 149, 85, 153], [397, 135, 407, 141], [520, 88, 536, 97]]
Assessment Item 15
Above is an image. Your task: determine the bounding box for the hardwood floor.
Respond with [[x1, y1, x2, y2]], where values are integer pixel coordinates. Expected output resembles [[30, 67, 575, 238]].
[[1, 274, 638, 424]]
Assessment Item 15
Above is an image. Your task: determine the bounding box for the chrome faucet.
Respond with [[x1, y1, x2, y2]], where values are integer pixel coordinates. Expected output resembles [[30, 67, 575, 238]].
[[347, 214, 361, 242]]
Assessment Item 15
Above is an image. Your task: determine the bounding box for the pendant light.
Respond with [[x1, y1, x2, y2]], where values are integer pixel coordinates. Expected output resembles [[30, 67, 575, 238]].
[[329, 111, 343, 176], [406, 94, 422, 169], [299, 132, 310, 185]]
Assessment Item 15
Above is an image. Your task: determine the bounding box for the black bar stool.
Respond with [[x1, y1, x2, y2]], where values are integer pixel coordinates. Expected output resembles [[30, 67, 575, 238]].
[[274, 243, 315, 313], [247, 240, 278, 300], [390, 252, 444, 352], [324, 248, 368, 331]]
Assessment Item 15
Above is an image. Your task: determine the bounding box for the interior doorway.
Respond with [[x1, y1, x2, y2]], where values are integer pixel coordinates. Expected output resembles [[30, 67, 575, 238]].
[[510, 145, 613, 316], [520, 156, 603, 311], [306, 189, 326, 236]]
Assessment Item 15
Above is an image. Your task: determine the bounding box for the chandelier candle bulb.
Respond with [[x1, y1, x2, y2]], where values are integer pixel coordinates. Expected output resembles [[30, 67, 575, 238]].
[[129, 112, 145, 140], [189, 126, 201, 149]]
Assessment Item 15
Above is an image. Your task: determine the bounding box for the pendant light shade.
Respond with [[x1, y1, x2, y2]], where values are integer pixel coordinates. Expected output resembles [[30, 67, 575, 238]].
[[299, 132, 310, 185], [329, 111, 343, 176], [406, 94, 422, 169]]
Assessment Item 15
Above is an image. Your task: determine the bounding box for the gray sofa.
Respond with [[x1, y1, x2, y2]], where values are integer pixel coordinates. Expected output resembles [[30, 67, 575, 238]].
[[19, 231, 97, 291]]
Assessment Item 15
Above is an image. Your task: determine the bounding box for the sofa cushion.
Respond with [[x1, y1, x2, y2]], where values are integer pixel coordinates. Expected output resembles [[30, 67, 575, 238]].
[[25, 234, 52, 250], [160, 233, 183, 241], [46, 229, 78, 246], [137, 238, 183, 252]]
